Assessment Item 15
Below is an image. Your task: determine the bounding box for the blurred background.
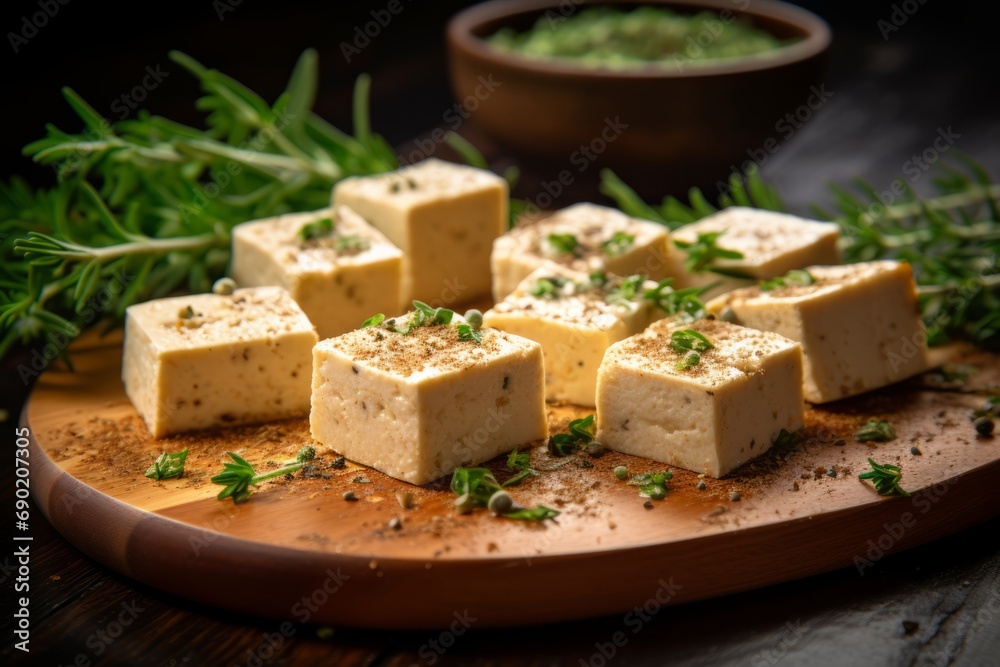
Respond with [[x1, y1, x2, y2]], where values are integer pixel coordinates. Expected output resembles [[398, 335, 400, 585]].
[[2, 0, 998, 212]]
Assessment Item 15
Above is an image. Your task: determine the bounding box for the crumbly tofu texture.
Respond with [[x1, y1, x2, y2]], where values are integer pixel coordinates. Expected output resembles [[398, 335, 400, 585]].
[[666, 207, 841, 299], [231, 206, 403, 339], [706, 260, 928, 404], [483, 266, 662, 406], [310, 321, 548, 485], [122, 287, 318, 438], [596, 318, 804, 478], [332, 158, 507, 308], [491, 202, 674, 301]]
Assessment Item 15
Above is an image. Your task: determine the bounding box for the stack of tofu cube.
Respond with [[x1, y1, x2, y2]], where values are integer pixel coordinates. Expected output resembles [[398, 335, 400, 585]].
[[122, 156, 932, 484]]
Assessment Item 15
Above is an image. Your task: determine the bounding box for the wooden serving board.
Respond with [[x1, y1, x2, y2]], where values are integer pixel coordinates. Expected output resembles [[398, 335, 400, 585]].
[[25, 332, 1000, 629]]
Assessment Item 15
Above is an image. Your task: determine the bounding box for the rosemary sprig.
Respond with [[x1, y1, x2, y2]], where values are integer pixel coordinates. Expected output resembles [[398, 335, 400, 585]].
[[145, 448, 188, 480], [858, 458, 910, 496], [1, 49, 399, 364], [600, 157, 1000, 348]]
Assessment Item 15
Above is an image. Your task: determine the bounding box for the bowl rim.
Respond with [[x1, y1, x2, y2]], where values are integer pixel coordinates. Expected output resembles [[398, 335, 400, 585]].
[[447, 0, 832, 80]]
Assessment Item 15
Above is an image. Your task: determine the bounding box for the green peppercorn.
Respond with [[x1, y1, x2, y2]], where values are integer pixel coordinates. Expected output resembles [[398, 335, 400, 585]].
[[212, 277, 237, 295], [488, 490, 514, 514], [464, 309, 484, 330], [614, 465, 628, 480]]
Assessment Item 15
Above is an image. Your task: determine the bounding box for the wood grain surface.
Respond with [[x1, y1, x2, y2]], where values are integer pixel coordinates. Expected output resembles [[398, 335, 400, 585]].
[[24, 331, 1000, 629]]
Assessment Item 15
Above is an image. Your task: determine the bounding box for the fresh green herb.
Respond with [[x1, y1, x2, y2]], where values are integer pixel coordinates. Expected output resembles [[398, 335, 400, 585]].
[[600, 157, 1000, 349], [676, 351, 701, 370], [529, 276, 568, 298], [387, 301, 454, 334], [669, 329, 713, 354], [333, 235, 370, 253], [673, 231, 745, 275], [546, 233, 579, 255], [503, 446, 538, 487], [601, 231, 635, 257], [858, 458, 910, 496], [503, 505, 561, 521], [605, 274, 644, 306], [626, 470, 673, 500], [300, 217, 334, 241], [0, 50, 406, 364], [856, 419, 896, 443], [450, 466, 558, 521], [211, 451, 310, 504], [588, 272, 608, 288], [361, 313, 385, 328], [972, 397, 1000, 419], [457, 323, 483, 344], [760, 269, 815, 291], [771, 428, 805, 451], [548, 414, 597, 456], [145, 448, 188, 480], [295, 444, 316, 463], [643, 278, 712, 320]]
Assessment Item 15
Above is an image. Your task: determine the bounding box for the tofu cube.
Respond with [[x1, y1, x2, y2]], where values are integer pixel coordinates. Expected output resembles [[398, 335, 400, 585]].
[[665, 207, 841, 299], [491, 203, 674, 301], [706, 260, 928, 403], [310, 314, 548, 484], [484, 266, 661, 406], [122, 287, 318, 438], [332, 158, 507, 308], [596, 318, 804, 478], [231, 206, 403, 339]]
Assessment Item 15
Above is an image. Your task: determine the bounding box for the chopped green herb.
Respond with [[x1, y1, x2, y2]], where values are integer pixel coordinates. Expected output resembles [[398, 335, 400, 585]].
[[673, 231, 744, 274], [669, 329, 713, 355], [643, 278, 711, 320], [858, 458, 910, 496], [360, 313, 385, 328], [296, 444, 316, 463], [333, 235, 370, 253], [211, 451, 307, 504], [546, 233, 579, 255], [588, 272, 608, 288], [601, 231, 635, 257], [626, 470, 673, 499], [675, 350, 701, 370], [457, 323, 483, 344], [529, 276, 568, 298], [856, 419, 896, 443], [548, 414, 597, 456], [502, 446, 538, 487], [760, 269, 815, 291], [145, 448, 188, 480], [605, 274, 644, 306], [300, 217, 334, 241], [772, 428, 805, 451], [450, 466, 558, 521]]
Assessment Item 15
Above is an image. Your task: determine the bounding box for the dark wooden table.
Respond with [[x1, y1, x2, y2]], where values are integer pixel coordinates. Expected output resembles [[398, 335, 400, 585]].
[[4, 1, 1000, 665]]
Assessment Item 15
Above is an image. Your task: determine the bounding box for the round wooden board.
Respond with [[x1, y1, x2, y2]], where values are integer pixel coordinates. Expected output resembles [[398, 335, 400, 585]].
[[25, 333, 1000, 629]]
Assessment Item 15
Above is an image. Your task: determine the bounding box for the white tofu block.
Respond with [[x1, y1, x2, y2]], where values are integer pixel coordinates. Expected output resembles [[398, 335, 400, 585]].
[[310, 314, 548, 484], [231, 206, 403, 339], [706, 260, 928, 404], [122, 287, 318, 438], [483, 266, 660, 406], [332, 158, 507, 308], [491, 203, 675, 301], [596, 318, 804, 478], [665, 207, 841, 299]]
